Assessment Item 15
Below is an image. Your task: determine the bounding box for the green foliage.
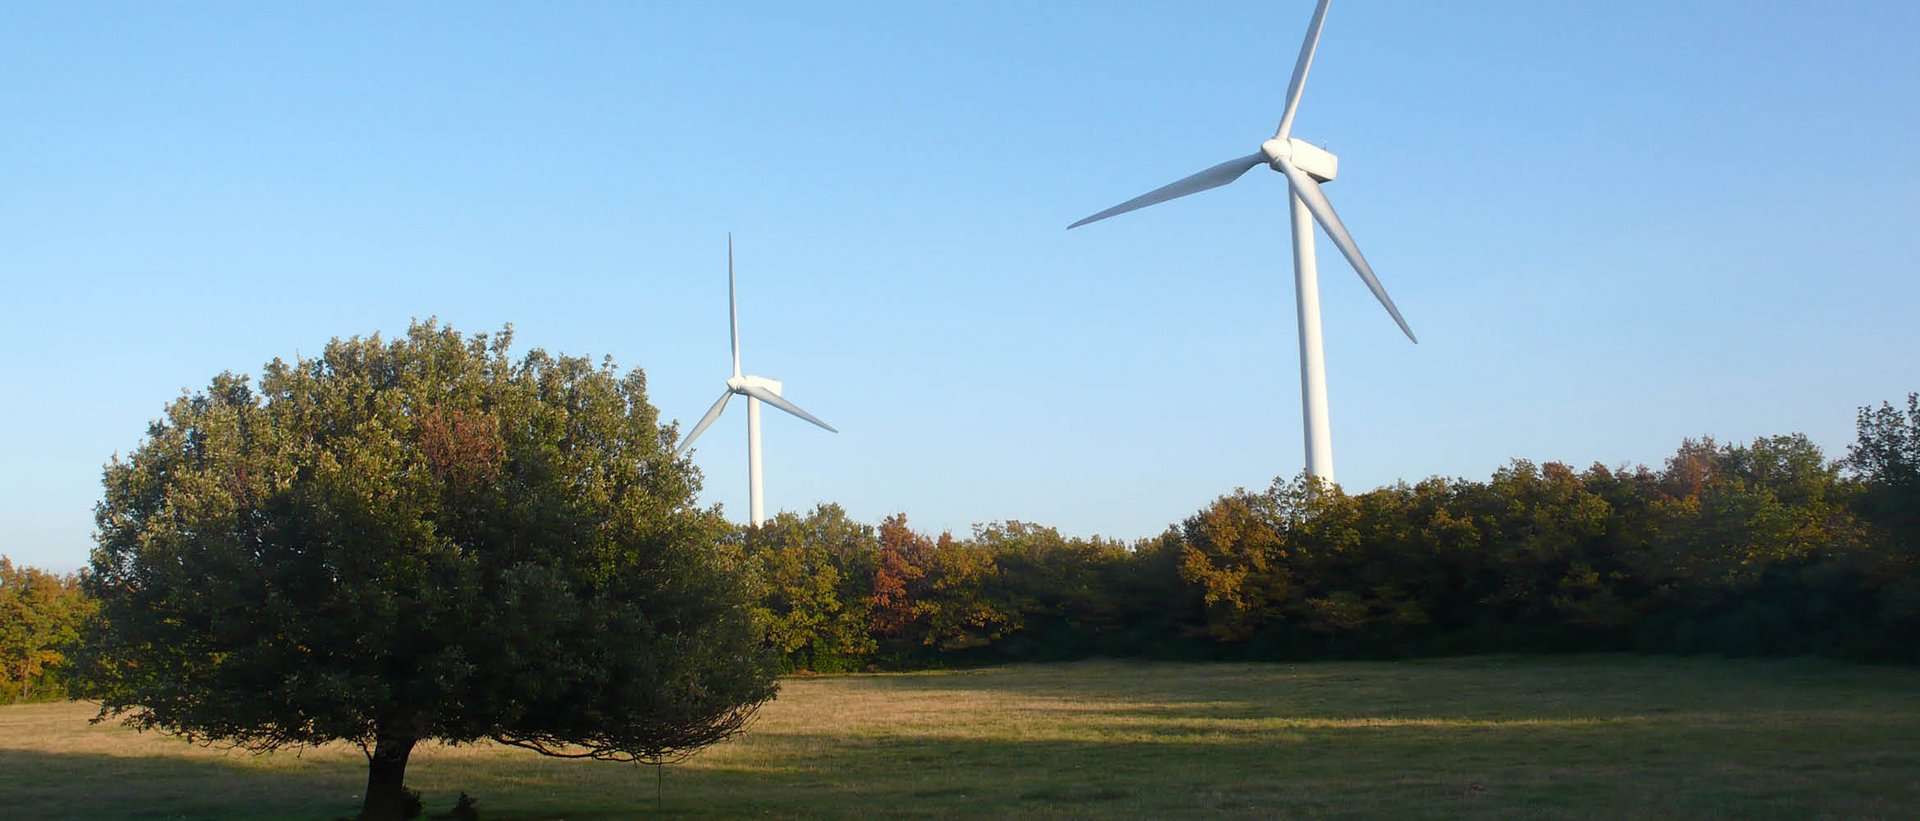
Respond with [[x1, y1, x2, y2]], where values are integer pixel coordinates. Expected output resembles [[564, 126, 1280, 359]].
[[1845, 392, 1920, 650], [1176, 477, 1318, 642], [0, 558, 94, 703], [865, 515, 1021, 658], [722, 393, 1919, 667], [77, 321, 779, 820], [741, 505, 878, 672], [910, 530, 1019, 652], [1850, 393, 1920, 545], [967, 521, 1132, 659]]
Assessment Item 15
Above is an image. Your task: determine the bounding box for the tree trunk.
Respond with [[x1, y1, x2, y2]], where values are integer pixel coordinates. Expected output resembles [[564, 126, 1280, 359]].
[[358, 733, 418, 821]]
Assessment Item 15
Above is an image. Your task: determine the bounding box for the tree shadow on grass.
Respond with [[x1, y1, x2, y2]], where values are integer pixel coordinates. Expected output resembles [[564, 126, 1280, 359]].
[[0, 746, 363, 820], [0, 744, 682, 821]]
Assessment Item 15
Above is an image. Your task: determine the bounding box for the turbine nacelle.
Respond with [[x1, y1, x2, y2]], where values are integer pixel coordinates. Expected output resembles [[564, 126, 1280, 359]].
[[1261, 137, 1337, 183], [726, 374, 782, 396]]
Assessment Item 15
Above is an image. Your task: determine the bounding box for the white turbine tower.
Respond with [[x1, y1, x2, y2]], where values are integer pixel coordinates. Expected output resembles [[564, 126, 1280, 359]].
[[675, 235, 837, 525], [1069, 0, 1413, 484]]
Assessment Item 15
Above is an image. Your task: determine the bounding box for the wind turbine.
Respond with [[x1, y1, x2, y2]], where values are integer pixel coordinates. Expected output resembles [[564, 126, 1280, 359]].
[[675, 235, 837, 525], [1069, 0, 1413, 484]]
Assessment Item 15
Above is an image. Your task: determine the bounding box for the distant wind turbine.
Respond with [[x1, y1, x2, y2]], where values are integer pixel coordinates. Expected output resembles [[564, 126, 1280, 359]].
[[1069, 0, 1413, 484], [675, 235, 837, 525]]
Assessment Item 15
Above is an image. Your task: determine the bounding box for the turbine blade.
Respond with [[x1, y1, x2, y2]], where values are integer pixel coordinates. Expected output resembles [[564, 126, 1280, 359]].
[[675, 389, 734, 456], [728, 233, 741, 377], [1275, 157, 1418, 343], [1274, 0, 1332, 140], [1068, 153, 1266, 229], [739, 384, 838, 433]]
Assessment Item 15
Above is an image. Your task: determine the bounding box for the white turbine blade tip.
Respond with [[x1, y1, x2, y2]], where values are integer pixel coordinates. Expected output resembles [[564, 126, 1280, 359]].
[[1069, 153, 1266, 229], [727, 235, 742, 376], [676, 389, 735, 456], [1274, 0, 1333, 140], [1278, 158, 1417, 344], [742, 385, 837, 433]]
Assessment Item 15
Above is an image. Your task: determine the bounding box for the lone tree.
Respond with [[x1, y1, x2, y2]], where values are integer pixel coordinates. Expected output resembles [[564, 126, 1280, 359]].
[[78, 322, 779, 820]]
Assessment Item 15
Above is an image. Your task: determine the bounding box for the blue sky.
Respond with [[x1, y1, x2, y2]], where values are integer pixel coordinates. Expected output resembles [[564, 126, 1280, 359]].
[[5, 1, 1918, 572]]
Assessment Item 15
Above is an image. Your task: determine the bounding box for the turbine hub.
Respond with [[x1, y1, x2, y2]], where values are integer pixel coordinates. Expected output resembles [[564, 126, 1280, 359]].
[[1260, 137, 1292, 166], [1261, 137, 1338, 183]]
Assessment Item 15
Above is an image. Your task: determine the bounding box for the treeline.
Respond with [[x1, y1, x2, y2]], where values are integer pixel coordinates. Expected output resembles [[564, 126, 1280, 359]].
[[4, 395, 1917, 691], [731, 394, 1920, 670], [0, 558, 93, 702]]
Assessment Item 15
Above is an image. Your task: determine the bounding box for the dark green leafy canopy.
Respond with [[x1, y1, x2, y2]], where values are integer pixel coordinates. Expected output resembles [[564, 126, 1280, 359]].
[[79, 321, 778, 762], [1849, 393, 1920, 546]]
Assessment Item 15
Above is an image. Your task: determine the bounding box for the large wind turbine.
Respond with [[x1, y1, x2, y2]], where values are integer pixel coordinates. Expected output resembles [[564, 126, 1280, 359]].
[[675, 235, 837, 525], [1069, 0, 1412, 484]]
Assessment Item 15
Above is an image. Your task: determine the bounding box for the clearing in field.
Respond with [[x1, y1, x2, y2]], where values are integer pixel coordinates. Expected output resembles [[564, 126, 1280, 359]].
[[3, 655, 1918, 818]]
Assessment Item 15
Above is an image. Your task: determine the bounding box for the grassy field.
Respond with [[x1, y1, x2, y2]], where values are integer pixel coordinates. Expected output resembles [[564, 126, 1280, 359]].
[[3, 655, 1919, 819]]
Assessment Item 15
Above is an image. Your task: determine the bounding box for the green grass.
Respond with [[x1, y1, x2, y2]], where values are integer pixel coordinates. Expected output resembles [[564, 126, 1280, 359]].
[[4, 655, 1919, 818]]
